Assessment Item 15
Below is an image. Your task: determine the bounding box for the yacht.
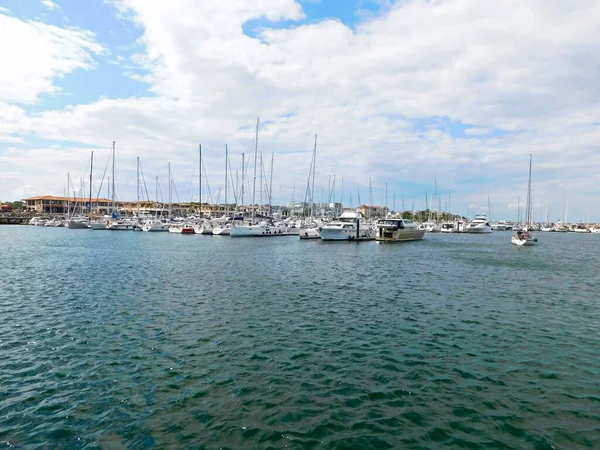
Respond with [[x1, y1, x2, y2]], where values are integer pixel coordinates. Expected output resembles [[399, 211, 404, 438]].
[[230, 220, 288, 237], [466, 214, 492, 233], [422, 221, 441, 233], [491, 221, 508, 231], [193, 221, 214, 235], [512, 154, 538, 246], [440, 222, 457, 233], [511, 229, 538, 246], [319, 211, 375, 241], [107, 219, 138, 231], [376, 218, 425, 242]]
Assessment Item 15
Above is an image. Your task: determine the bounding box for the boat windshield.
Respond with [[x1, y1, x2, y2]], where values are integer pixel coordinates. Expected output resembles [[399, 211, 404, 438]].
[[339, 217, 356, 223]]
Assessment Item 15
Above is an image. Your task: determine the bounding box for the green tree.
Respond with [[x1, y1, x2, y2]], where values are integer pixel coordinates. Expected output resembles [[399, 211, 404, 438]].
[[11, 201, 23, 210]]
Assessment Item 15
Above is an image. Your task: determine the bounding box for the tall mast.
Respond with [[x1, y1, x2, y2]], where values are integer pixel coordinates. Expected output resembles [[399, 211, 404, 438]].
[[168, 161, 172, 217], [259, 151, 263, 216], [310, 134, 317, 221], [136, 156, 140, 203], [252, 118, 259, 222], [67, 172, 70, 216], [89, 151, 94, 215], [241, 153, 245, 210], [526, 153, 532, 226], [155, 176, 158, 215], [225, 144, 228, 217], [269, 153, 274, 215], [488, 191, 491, 223], [111, 141, 115, 214], [198, 144, 202, 216]]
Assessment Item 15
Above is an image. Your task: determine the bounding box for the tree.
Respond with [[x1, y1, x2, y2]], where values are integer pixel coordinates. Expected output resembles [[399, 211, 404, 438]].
[[11, 201, 23, 210]]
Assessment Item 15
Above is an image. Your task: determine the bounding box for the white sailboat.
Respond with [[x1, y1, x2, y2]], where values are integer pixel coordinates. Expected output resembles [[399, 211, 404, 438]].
[[512, 154, 538, 246], [230, 118, 289, 238], [299, 134, 321, 240]]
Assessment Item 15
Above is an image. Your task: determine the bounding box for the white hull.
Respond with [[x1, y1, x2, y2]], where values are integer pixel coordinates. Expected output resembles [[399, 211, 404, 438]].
[[169, 226, 195, 234], [142, 224, 170, 232], [299, 228, 321, 239], [319, 228, 374, 241], [108, 224, 136, 231], [467, 225, 492, 233], [511, 236, 537, 246], [89, 222, 108, 230], [230, 225, 288, 237], [212, 227, 231, 236], [66, 220, 89, 229]]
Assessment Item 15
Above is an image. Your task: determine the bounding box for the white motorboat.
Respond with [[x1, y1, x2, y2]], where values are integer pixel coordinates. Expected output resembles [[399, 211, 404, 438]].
[[422, 221, 441, 233], [511, 229, 538, 246], [107, 219, 137, 231], [35, 219, 47, 226], [440, 222, 457, 233], [376, 218, 425, 242], [299, 227, 321, 239], [590, 227, 600, 234], [230, 220, 288, 237], [193, 221, 213, 235], [491, 221, 508, 231], [466, 214, 492, 233], [29, 217, 43, 225], [319, 211, 375, 241]]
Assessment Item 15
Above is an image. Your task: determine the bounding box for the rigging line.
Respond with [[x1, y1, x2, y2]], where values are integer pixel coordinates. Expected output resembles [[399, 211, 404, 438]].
[[201, 155, 213, 204], [95, 147, 112, 201], [139, 160, 150, 201], [227, 152, 239, 205], [172, 176, 181, 203]]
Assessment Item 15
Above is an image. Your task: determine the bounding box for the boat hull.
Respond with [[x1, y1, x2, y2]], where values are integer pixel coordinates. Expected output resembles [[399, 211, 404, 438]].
[[319, 228, 374, 241], [376, 229, 425, 242], [66, 221, 89, 229], [299, 228, 321, 239], [230, 225, 288, 237], [467, 225, 492, 233], [212, 227, 231, 236], [89, 222, 108, 230]]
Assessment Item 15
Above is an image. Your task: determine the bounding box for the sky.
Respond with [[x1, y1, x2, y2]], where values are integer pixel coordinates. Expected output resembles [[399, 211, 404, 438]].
[[1, 0, 599, 222]]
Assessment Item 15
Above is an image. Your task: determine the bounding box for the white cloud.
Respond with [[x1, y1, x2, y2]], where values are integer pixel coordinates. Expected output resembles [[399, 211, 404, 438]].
[[0, 13, 103, 103], [1, 0, 600, 220], [41, 0, 59, 11]]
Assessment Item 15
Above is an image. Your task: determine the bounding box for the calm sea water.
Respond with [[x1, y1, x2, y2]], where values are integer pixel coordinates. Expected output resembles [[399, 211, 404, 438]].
[[1, 226, 599, 449]]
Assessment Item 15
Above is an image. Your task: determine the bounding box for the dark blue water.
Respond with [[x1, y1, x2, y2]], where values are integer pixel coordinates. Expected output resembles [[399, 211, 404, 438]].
[[1, 226, 599, 449]]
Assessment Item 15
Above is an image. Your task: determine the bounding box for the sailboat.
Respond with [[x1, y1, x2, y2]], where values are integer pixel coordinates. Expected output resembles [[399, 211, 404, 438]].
[[213, 145, 232, 236], [512, 154, 538, 246], [299, 134, 321, 240], [230, 118, 289, 237]]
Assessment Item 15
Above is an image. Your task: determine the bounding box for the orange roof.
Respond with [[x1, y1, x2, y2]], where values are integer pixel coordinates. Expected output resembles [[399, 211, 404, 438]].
[[24, 195, 112, 203]]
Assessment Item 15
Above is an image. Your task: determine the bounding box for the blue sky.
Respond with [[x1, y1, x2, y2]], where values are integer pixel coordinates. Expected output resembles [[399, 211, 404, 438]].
[[1, 0, 599, 221]]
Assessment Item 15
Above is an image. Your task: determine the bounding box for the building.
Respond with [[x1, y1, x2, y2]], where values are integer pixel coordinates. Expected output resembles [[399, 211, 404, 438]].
[[359, 205, 388, 219], [23, 196, 113, 214]]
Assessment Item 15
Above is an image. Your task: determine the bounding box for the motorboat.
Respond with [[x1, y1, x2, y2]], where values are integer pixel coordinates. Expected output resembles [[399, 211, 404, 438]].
[[375, 218, 425, 242], [319, 211, 375, 241], [230, 220, 289, 237], [89, 220, 109, 230], [511, 228, 538, 246], [299, 227, 321, 239], [107, 219, 138, 231], [491, 221, 508, 231], [466, 214, 492, 233], [422, 221, 441, 233], [66, 218, 90, 229], [440, 222, 457, 233], [193, 221, 214, 235]]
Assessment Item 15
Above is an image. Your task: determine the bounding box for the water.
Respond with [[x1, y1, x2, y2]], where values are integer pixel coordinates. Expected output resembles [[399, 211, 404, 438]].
[[1, 227, 599, 449]]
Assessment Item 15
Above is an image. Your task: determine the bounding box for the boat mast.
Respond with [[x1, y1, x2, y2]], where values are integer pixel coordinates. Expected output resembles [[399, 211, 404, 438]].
[[252, 118, 259, 222], [526, 153, 532, 227], [67, 172, 70, 216], [259, 151, 263, 216], [198, 144, 202, 216], [168, 162, 172, 217], [269, 153, 274, 216], [89, 151, 94, 215], [136, 156, 140, 204], [111, 141, 115, 215], [310, 134, 317, 221], [241, 153, 245, 211], [225, 144, 228, 218]]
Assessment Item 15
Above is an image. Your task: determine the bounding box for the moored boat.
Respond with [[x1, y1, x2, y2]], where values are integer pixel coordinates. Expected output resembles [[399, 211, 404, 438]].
[[466, 214, 492, 233], [376, 218, 425, 242], [319, 210, 375, 241]]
